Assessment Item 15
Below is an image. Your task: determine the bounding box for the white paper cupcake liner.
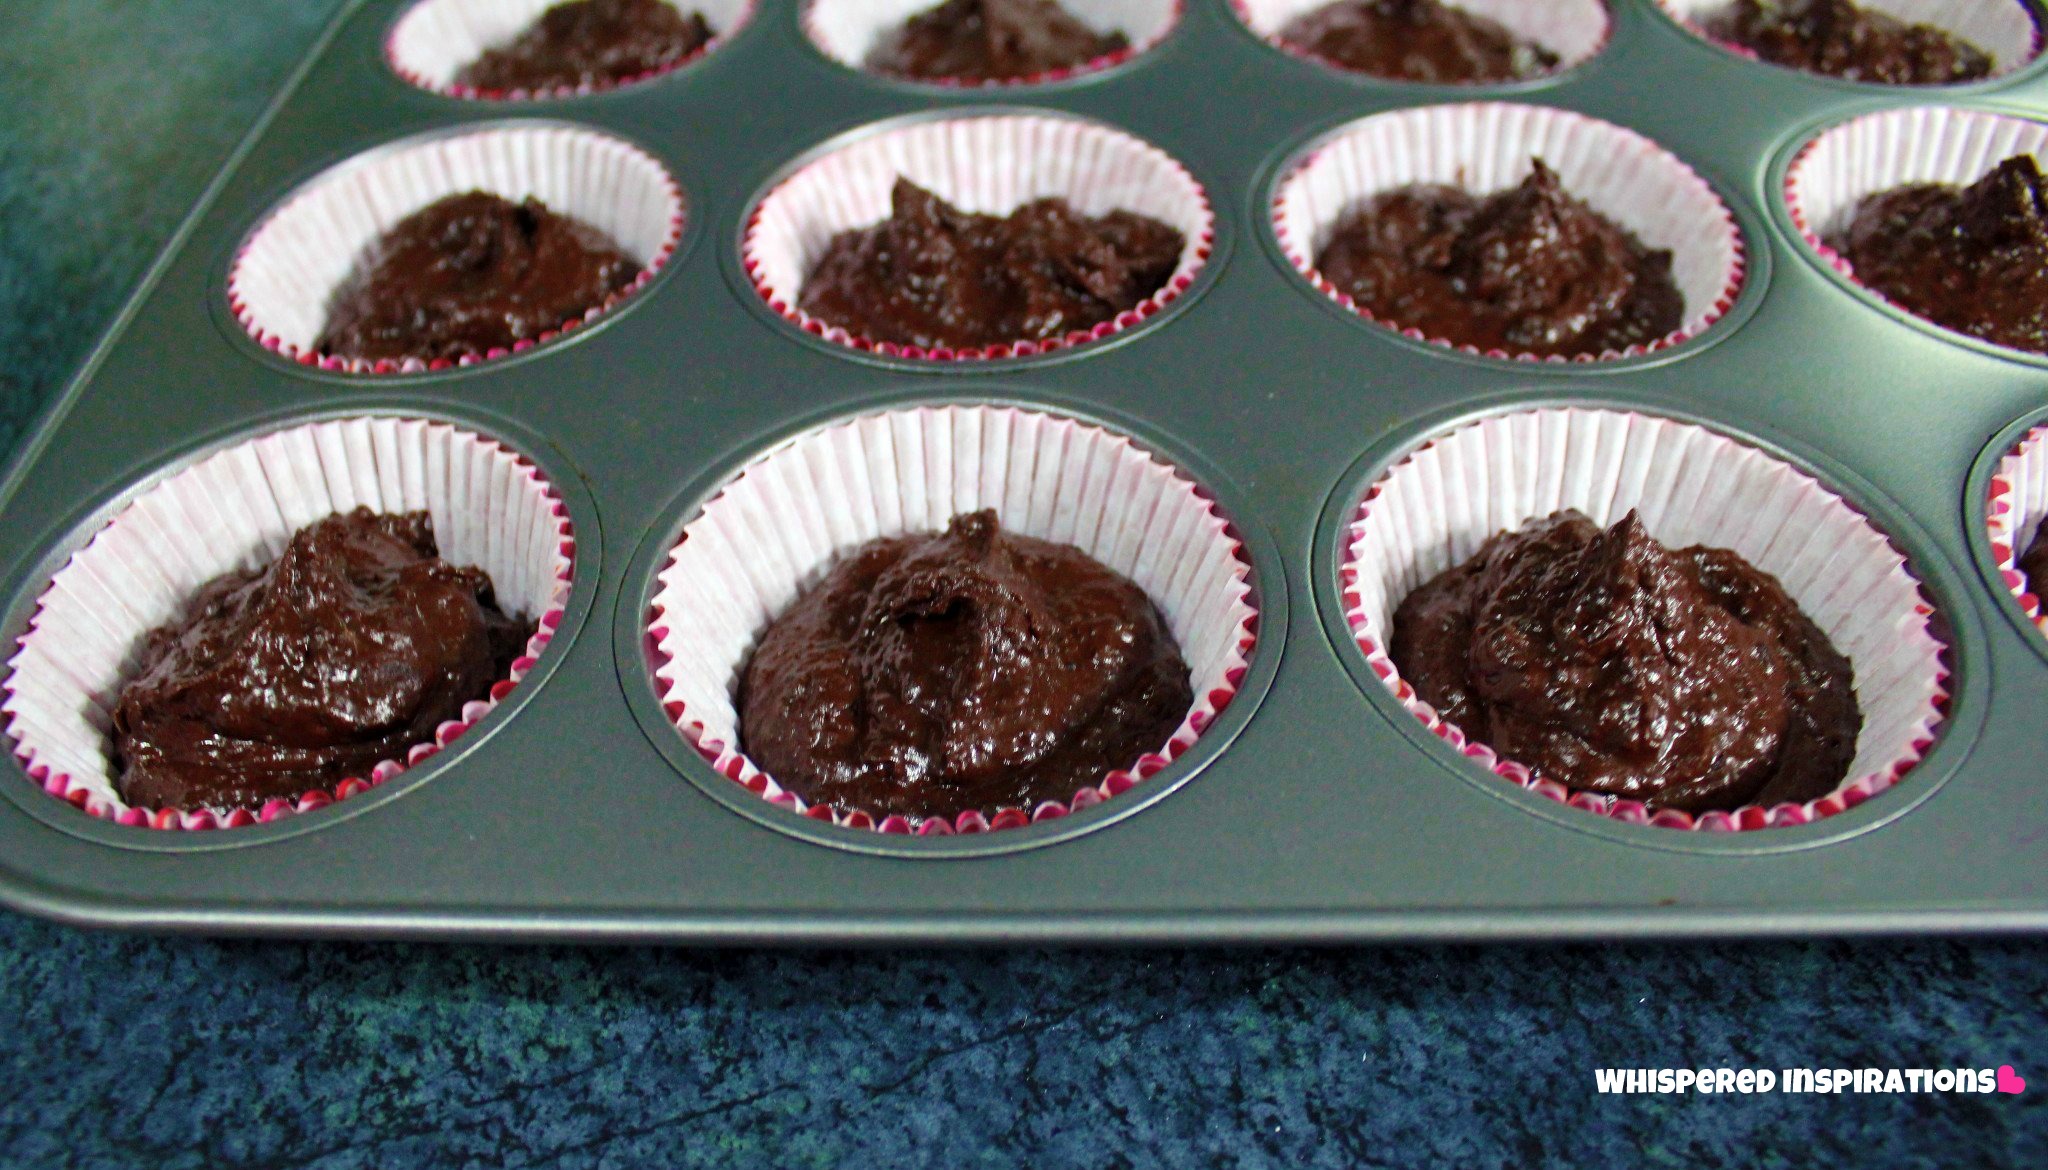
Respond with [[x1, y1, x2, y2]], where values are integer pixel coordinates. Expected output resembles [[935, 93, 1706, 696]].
[[1986, 422, 2048, 636], [229, 124, 684, 375], [2, 417, 576, 831], [1785, 105, 2048, 353], [1233, 0, 1611, 80], [1658, 0, 2040, 80], [387, 0, 758, 99], [804, 0, 1181, 86], [743, 113, 1214, 361], [647, 404, 1259, 835], [1271, 103, 1745, 363], [1339, 407, 1949, 831]]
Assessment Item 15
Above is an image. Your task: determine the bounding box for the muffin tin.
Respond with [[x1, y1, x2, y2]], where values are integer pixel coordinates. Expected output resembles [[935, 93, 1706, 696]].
[[3, 0, 2048, 941]]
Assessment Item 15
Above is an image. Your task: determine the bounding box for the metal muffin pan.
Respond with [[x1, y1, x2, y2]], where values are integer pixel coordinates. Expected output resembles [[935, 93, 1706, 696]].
[[3, 0, 2047, 941]]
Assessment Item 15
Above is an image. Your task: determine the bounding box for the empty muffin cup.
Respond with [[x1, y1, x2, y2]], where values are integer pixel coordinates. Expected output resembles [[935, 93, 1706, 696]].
[[387, 0, 758, 99], [1339, 406, 1949, 831], [2, 416, 577, 831], [647, 403, 1259, 835], [1232, 0, 1610, 81], [803, 0, 1181, 86], [1785, 105, 2048, 356], [1657, 0, 2039, 82], [742, 111, 1214, 362], [229, 123, 683, 375], [1271, 102, 1744, 363]]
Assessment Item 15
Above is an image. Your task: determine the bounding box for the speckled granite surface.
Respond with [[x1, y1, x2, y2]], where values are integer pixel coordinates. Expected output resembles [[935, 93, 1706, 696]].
[[0, 3, 2045, 1166]]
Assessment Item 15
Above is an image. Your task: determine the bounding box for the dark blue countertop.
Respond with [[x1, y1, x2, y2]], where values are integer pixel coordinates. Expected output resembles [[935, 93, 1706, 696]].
[[1, 3, 2044, 1166]]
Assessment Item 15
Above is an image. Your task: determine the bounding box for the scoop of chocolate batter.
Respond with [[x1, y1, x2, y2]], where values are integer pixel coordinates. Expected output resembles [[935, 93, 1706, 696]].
[[111, 508, 533, 813], [316, 191, 642, 366], [738, 510, 1193, 822], [2020, 515, 2048, 603], [1703, 0, 1992, 85], [1314, 159, 1685, 359], [797, 178, 1185, 351], [1390, 510, 1860, 813], [1828, 155, 2048, 355], [864, 0, 1129, 81], [454, 0, 714, 91], [1275, 0, 1559, 83]]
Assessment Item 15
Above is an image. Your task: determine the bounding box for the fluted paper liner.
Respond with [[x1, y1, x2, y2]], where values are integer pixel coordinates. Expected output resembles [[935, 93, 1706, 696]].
[[1987, 422, 2048, 638], [1786, 106, 2048, 354], [2, 417, 576, 831], [1340, 407, 1948, 831], [1272, 103, 1744, 362], [388, 0, 758, 98], [230, 124, 683, 374], [648, 404, 1258, 835], [804, 0, 1181, 85], [744, 113, 1214, 361], [1659, 0, 2039, 79], [1233, 0, 1610, 79]]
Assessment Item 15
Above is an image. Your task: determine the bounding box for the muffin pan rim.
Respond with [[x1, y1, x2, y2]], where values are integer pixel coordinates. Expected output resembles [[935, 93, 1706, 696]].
[[1309, 387, 1991, 858], [0, 399, 606, 854]]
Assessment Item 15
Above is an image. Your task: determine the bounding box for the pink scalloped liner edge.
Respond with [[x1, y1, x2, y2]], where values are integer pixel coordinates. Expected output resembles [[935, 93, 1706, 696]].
[[1339, 438, 1951, 833], [9, 454, 577, 833], [1271, 128, 1746, 365], [384, 0, 761, 100], [646, 487, 1259, 837], [1658, 1, 2042, 80], [226, 160, 685, 376], [800, 0, 1184, 88], [1230, 0, 1615, 84], [1987, 424, 2048, 634], [741, 145, 1215, 363]]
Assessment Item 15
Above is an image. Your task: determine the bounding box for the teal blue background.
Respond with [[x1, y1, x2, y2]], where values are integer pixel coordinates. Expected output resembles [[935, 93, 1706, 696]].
[[1, 3, 2045, 1165]]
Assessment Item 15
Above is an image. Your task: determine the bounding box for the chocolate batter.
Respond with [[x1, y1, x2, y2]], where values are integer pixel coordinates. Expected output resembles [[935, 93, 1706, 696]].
[[738, 510, 1193, 822], [454, 0, 714, 91], [1390, 510, 1860, 813], [2020, 516, 2048, 602], [865, 0, 1129, 81], [1275, 0, 1559, 83], [112, 509, 533, 813], [1313, 159, 1685, 359], [316, 191, 642, 365], [797, 178, 1185, 351], [1827, 155, 2048, 356], [1703, 0, 1992, 85]]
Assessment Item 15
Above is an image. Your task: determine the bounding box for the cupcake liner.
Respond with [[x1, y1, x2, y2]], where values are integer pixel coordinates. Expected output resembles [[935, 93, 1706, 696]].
[[387, 0, 758, 99], [647, 404, 1259, 835], [1986, 422, 2048, 635], [1271, 102, 1745, 362], [803, 0, 1182, 86], [1, 417, 576, 831], [1233, 0, 1611, 80], [743, 112, 1214, 361], [1339, 406, 1949, 832], [1659, 0, 2041, 79], [1785, 105, 2048, 352], [229, 124, 684, 375]]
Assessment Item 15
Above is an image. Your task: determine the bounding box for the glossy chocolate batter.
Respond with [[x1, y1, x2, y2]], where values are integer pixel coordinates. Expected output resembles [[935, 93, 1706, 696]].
[[454, 0, 714, 91], [864, 0, 1129, 81], [1390, 510, 1860, 813], [316, 191, 642, 365], [1275, 0, 1559, 83], [1313, 159, 1685, 359], [1828, 155, 2048, 356], [112, 509, 532, 813], [797, 178, 1184, 350], [2020, 516, 2048, 602], [1703, 0, 1992, 85], [738, 510, 1193, 822]]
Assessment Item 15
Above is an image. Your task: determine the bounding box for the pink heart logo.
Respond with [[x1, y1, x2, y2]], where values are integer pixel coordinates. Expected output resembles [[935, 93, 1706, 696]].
[[1998, 1065, 2027, 1095]]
